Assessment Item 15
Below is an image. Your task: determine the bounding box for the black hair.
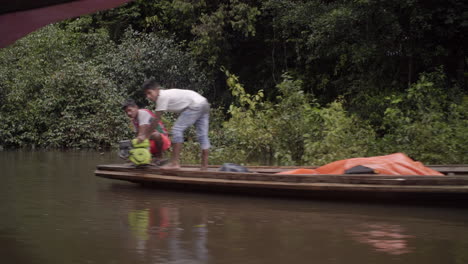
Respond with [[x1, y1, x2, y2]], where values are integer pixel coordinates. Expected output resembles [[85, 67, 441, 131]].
[[121, 99, 138, 110], [141, 79, 162, 92]]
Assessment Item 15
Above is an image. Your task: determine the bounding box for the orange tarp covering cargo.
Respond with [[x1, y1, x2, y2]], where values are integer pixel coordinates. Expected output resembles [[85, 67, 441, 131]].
[[278, 153, 443, 176]]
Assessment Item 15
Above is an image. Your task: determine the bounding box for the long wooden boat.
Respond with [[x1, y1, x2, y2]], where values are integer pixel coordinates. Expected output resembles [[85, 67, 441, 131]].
[[95, 164, 468, 203]]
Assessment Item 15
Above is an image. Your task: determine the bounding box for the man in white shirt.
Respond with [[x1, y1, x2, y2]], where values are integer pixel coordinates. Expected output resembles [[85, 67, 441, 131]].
[[142, 79, 210, 170]]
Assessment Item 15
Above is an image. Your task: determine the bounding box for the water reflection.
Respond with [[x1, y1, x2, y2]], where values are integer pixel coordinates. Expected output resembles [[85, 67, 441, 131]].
[[158, 207, 170, 239], [3, 151, 468, 264], [349, 223, 414, 255], [126, 206, 209, 263], [103, 182, 468, 264]]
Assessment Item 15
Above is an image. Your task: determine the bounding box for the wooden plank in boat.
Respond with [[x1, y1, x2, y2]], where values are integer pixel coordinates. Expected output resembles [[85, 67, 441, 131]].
[[167, 164, 468, 175], [97, 164, 468, 175]]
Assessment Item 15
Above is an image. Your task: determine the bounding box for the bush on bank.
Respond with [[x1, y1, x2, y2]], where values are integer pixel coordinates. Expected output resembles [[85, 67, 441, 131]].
[[0, 23, 209, 149], [0, 23, 466, 165]]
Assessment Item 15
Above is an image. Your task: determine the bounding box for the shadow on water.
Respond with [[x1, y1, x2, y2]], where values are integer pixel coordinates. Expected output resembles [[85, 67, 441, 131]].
[[135, 179, 468, 209], [107, 181, 468, 224]]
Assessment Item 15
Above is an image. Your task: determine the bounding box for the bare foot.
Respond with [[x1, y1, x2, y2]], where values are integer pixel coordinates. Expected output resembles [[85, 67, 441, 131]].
[[160, 163, 181, 170]]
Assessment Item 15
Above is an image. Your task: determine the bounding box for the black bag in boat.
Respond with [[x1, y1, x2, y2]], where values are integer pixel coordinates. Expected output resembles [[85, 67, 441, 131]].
[[344, 165, 376, 174], [219, 163, 249, 173]]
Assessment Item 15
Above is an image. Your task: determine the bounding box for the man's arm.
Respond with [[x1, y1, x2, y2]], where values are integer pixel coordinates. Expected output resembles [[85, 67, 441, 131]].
[[137, 111, 163, 143], [136, 124, 151, 142]]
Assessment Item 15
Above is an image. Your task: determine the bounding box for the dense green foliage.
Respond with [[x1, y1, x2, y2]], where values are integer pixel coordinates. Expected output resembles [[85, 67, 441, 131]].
[[101, 28, 211, 102], [379, 69, 468, 164], [0, 25, 126, 149], [0, 0, 466, 164], [0, 20, 209, 149], [220, 70, 377, 165]]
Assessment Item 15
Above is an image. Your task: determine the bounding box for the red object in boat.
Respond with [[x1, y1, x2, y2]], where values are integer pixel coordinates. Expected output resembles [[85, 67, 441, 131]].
[[277, 153, 443, 176]]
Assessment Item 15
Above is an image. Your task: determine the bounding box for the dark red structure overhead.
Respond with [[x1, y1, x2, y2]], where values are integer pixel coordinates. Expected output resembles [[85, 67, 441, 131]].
[[0, 0, 134, 48]]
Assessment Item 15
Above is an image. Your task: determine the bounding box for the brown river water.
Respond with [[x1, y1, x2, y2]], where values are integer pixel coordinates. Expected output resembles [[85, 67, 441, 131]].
[[1, 150, 468, 264]]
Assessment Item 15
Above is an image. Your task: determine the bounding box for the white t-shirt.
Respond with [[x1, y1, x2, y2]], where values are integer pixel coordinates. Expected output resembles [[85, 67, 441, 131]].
[[137, 109, 152, 126], [155, 89, 207, 113], [133, 109, 153, 133]]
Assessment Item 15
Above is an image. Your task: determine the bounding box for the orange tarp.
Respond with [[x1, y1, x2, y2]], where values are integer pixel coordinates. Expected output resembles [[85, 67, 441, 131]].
[[277, 153, 443, 176]]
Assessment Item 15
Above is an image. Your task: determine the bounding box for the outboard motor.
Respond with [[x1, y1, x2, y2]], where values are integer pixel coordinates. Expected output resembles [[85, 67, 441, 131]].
[[119, 139, 152, 166], [119, 140, 133, 159]]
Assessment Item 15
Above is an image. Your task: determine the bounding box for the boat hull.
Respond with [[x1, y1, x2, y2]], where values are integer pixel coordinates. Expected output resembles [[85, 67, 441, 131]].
[[95, 164, 468, 203]]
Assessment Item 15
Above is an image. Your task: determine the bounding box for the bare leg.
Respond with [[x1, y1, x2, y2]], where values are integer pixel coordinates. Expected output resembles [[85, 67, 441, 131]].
[[201, 149, 209, 171], [149, 132, 163, 159], [161, 142, 182, 170]]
